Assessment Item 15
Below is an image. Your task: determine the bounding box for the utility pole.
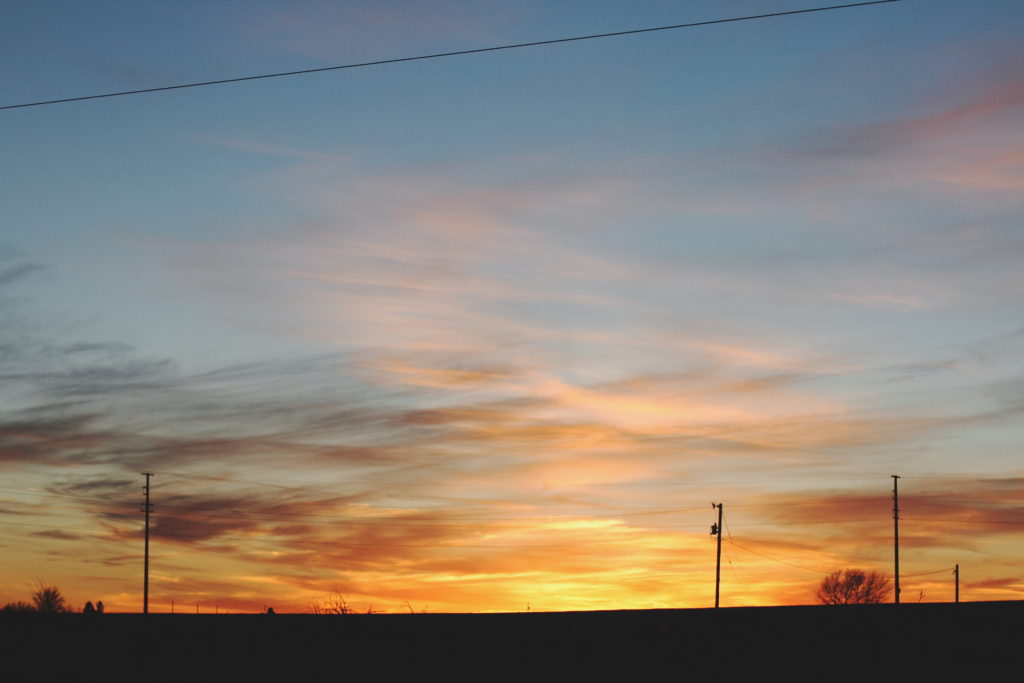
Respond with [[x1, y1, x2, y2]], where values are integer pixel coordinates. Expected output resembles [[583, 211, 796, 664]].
[[954, 564, 959, 604], [141, 472, 153, 614], [711, 502, 723, 608], [892, 474, 900, 605]]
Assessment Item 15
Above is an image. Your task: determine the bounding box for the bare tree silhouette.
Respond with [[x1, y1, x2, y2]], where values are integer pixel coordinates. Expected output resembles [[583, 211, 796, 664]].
[[817, 569, 891, 605], [309, 591, 353, 615]]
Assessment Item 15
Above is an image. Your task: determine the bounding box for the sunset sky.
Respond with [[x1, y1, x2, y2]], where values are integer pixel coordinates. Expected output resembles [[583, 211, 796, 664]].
[[2, 0, 1023, 613]]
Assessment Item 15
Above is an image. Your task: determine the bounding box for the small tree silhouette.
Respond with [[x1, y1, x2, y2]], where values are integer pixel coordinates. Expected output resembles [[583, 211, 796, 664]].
[[817, 568, 891, 605], [32, 583, 68, 614], [1, 601, 35, 613]]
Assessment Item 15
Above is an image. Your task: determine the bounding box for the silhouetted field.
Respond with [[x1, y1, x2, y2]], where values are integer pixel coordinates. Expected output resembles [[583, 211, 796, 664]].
[[4, 601, 1020, 677]]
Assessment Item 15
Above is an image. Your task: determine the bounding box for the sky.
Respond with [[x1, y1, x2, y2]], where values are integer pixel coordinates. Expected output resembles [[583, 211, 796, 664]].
[[1, 0, 1023, 613]]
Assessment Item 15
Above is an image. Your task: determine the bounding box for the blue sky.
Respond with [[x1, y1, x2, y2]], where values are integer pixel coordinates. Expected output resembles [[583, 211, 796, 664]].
[[2, 0, 1023, 612]]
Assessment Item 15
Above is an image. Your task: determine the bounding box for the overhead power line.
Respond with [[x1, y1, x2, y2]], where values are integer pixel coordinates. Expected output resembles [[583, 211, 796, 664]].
[[902, 567, 954, 578], [727, 538, 834, 574], [1, 1, 901, 111]]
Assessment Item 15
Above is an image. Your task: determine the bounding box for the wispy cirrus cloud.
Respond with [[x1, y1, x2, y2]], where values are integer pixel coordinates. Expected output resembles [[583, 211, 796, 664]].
[[199, 135, 343, 161], [7, 46, 1024, 612], [781, 54, 1024, 200]]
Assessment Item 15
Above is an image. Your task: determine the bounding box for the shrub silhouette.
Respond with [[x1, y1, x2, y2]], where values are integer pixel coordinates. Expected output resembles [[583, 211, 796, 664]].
[[1, 601, 36, 613], [31, 584, 68, 614], [817, 568, 891, 605]]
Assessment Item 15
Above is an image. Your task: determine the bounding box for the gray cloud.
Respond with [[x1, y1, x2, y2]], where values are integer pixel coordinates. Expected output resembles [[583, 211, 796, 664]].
[[0, 262, 44, 287]]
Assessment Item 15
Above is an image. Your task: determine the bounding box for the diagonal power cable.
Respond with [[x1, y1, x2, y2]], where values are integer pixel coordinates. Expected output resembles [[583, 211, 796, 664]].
[[1, 1, 901, 111]]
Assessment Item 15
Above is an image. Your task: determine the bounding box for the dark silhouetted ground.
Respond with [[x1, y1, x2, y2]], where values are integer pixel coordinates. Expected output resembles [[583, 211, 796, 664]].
[[3, 601, 1019, 678]]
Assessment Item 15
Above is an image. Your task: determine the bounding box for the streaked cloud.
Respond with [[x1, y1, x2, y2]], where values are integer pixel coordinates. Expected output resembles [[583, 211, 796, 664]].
[[199, 135, 343, 161]]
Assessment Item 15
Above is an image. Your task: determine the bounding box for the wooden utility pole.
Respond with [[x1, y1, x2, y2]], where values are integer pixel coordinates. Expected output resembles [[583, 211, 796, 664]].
[[711, 502, 723, 608], [892, 475, 900, 605], [142, 472, 153, 614], [954, 564, 959, 604]]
